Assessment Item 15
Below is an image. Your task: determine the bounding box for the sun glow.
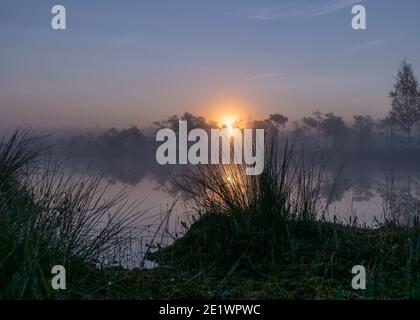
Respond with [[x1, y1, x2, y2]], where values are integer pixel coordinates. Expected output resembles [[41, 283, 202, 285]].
[[222, 118, 234, 129], [221, 117, 237, 136], [205, 96, 250, 129]]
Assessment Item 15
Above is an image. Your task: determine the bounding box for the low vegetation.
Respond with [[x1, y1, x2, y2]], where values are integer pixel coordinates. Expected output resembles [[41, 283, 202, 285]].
[[0, 131, 418, 299], [0, 130, 139, 299], [147, 139, 420, 299]]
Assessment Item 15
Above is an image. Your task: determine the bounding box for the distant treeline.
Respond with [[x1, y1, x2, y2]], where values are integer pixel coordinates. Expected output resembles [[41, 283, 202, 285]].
[[63, 126, 154, 157], [63, 60, 420, 156]]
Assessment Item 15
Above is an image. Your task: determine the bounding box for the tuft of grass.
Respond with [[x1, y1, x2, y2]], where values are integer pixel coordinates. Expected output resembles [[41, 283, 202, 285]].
[[148, 138, 420, 299], [0, 130, 141, 299], [151, 139, 329, 269]]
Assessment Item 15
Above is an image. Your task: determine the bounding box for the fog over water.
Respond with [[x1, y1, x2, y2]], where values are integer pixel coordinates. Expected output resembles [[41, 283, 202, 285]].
[[59, 129, 420, 232]]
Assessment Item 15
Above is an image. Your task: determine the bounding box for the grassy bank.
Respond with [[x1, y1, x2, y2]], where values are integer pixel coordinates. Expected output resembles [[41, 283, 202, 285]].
[[0, 131, 419, 299], [146, 140, 419, 299], [145, 215, 419, 299], [0, 131, 140, 299]]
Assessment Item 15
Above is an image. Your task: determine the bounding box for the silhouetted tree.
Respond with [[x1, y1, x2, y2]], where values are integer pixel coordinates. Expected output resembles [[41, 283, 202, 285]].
[[378, 116, 397, 149], [290, 120, 306, 140], [251, 119, 271, 130], [302, 111, 323, 147], [153, 112, 213, 133], [389, 61, 420, 149], [353, 115, 375, 149], [98, 126, 147, 155], [268, 113, 288, 129], [321, 113, 350, 148]]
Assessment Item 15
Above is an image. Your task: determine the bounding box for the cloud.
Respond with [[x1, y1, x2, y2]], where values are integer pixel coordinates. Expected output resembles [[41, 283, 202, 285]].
[[345, 40, 385, 52], [238, 0, 366, 20], [244, 73, 285, 81], [313, 0, 366, 16]]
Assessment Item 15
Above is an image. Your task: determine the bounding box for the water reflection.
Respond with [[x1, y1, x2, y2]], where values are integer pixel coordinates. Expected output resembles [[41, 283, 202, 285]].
[[65, 152, 420, 228]]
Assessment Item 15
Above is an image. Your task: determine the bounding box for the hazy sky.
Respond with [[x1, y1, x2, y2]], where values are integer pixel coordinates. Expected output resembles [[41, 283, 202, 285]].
[[1, 0, 420, 128]]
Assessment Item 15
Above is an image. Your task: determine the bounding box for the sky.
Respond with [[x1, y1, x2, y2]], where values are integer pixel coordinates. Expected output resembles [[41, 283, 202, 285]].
[[1, 0, 420, 129]]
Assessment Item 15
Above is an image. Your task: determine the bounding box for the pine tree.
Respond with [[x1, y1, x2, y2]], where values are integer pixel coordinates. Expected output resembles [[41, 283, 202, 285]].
[[389, 61, 420, 149]]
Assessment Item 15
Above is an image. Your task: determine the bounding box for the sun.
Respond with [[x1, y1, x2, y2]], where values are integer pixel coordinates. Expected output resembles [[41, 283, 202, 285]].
[[221, 118, 236, 136], [222, 118, 234, 130]]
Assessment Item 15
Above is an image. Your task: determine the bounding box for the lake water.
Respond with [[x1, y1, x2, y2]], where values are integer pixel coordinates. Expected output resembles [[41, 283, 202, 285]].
[[66, 153, 420, 232], [61, 152, 420, 267]]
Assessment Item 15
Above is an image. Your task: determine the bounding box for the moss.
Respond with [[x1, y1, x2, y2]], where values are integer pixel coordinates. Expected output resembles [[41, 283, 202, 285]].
[[143, 213, 419, 299]]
